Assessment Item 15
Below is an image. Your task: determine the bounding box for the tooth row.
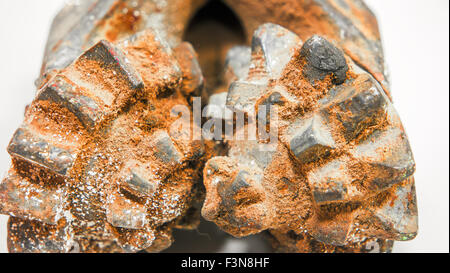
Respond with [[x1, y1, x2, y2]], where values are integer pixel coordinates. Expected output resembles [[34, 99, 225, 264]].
[[202, 23, 417, 250], [3, 28, 204, 253]]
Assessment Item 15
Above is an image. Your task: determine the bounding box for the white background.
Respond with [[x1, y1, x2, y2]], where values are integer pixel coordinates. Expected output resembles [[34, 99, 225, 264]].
[[0, 0, 448, 253]]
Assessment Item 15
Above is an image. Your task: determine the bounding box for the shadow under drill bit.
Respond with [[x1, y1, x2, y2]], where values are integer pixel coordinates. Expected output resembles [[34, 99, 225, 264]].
[[163, 219, 272, 253]]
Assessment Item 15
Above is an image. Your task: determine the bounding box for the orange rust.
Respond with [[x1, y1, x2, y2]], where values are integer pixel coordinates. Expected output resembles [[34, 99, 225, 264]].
[[96, 1, 143, 42], [225, 0, 339, 43], [329, 0, 380, 41]]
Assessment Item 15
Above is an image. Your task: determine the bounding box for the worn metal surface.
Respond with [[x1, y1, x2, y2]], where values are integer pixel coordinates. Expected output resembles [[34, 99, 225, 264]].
[[2, 28, 206, 253], [202, 23, 417, 252], [1, 0, 416, 253]]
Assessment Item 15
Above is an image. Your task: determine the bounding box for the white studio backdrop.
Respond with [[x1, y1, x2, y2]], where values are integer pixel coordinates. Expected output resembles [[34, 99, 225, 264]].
[[0, 0, 448, 253]]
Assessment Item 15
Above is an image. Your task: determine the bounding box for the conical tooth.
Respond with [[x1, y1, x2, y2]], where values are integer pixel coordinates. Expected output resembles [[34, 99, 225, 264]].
[[251, 23, 301, 79], [41, 0, 118, 75], [226, 81, 267, 114], [321, 75, 390, 142], [168, 116, 206, 160], [80, 40, 144, 90], [225, 24, 300, 114], [106, 191, 148, 230], [173, 42, 204, 96], [228, 140, 275, 169], [220, 169, 264, 206], [120, 161, 161, 198], [307, 159, 358, 205], [219, 169, 267, 237], [311, 0, 388, 87], [369, 177, 418, 241], [0, 169, 65, 225], [257, 85, 299, 110], [202, 156, 267, 237], [206, 92, 233, 120], [202, 157, 237, 221], [219, 170, 252, 207], [350, 126, 415, 192], [36, 75, 105, 130], [307, 212, 354, 246], [224, 46, 251, 82], [7, 126, 77, 176], [150, 130, 183, 165], [117, 29, 182, 97], [65, 40, 144, 109], [289, 114, 336, 164], [80, 40, 143, 89], [7, 217, 71, 253], [300, 35, 349, 85]]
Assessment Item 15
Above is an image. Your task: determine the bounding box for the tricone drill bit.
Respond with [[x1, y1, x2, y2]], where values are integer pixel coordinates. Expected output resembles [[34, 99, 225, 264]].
[[0, 0, 417, 253]]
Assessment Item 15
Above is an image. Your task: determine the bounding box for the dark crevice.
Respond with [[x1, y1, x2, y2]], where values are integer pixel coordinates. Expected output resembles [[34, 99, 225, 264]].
[[184, 0, 247, 93]]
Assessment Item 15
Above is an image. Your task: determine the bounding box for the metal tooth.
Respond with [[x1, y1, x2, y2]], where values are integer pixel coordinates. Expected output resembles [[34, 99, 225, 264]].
[[121, 162, 161, 198], [224, 46, 251, 81], [219, 171, 252, 207], [7, 217, 70, 253], [313, 182, 347, 204], [204, 157, 264, 200], [80, 40, 144, 90], [308, 213, 354, 246], [42, 0, 118, 74], [201, 158, 231, 220], [369, 177, 418, 241], [37, 75, 104, 130], [289, 115, 336, 164], [8, 126, 77, 176], [257, 85, 299, 110], [251, 23, 301, 79], [119, 29, 183, 87], [308, 159, 354, 204], [230, 142, 275, 170], [351, 127, 415, 191], [317, 80, 354, 107], [168, 119, 206, 161], [225, 24, 299, 114], [262, 92, 283, 106], [106, 192, 148, 229], [300, 35, 349, 84], [226, 81, 267, 113], [174, 42, 204, 96], [212, 167, 266, 235], [206, 92, 233, 120], [322, 75, 389, 142], [0, 170, 65, 225], [312, 0, 387, 86], [151, 130, 183, 165]]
